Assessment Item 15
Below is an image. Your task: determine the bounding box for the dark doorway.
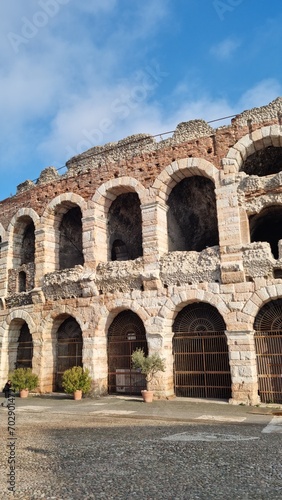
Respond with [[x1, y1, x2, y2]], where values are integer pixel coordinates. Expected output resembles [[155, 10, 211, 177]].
[[108, 310, 147, 394], [16, 323, 33, 369], [56, 317, 83, 391]]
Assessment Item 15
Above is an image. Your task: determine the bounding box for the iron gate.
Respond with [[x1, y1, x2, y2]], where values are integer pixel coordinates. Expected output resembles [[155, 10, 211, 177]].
[[108, 310, 148, 395], [173, 331, 232, 399], [108, 336, 147, 394], [254, 331, 282, 403], [56, 317, 83, 391]]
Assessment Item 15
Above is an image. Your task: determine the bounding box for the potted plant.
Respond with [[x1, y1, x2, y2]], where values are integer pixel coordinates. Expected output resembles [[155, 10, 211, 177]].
[[62, 366, 92, 400], [9, 368, 39, 398], [131, 348, 166, 403]]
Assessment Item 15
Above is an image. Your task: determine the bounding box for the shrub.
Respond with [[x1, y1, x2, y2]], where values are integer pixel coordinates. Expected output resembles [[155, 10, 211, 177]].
[[62, 366, 92, 394], [9, 368, 39, 392], [131, 348, 166, 383]]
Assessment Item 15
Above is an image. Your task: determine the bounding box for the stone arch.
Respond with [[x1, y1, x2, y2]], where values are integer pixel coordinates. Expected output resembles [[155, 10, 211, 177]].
[[153, 158, 219, 203], [0, 310, 36, 375], [226, 125, 282, 173], [152, 159, 220, 253], [107, 309, 148, 395], [92, 177, 147, 262], [243, 284, 282, 327], [41, 193, 87, 274], [7, 208, 39, 270], [160, 289, 230, 334], [172, 301, 231, 399]]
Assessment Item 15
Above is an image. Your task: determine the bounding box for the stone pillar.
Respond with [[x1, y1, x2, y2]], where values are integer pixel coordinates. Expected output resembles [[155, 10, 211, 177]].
[[217, 160, 245, 284], [0, 241, 9, 297], [82, 212, 96, 265], [227, 331, 259, 405], [141, 201, 168, 290], [83, 334, 108, 396], [40, 338, 56, 393], [0, 336, 8, 388]]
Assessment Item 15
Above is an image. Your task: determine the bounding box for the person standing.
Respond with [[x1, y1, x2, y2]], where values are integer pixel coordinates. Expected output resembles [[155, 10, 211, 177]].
[[1, 380, 13, 407]]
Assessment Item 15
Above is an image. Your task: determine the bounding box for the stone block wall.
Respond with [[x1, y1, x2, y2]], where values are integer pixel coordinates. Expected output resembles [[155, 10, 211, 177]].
[[1, 97, 282, 404]]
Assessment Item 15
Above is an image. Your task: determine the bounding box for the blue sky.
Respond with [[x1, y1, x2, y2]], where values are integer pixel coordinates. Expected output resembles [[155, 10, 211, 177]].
[[1, 0, 282, 201]]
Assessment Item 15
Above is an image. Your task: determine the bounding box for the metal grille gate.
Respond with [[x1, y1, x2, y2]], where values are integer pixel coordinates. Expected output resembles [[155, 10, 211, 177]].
[[56, 318, 82, 391], [254, 299, 282, 404], [173, 303, 231, 400], [254, 331, 282, 403], [108, 310, 147, 395], [173, 331, 232, 399]]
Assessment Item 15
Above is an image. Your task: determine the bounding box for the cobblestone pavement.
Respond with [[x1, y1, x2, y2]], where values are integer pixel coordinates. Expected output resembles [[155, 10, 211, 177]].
[[1, 396, 282, 499]]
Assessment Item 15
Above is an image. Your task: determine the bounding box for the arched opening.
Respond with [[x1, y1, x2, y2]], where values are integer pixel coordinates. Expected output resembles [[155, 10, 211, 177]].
[[173, 303, 231, 399], [59, 206, 84, 270], [16, 323, 33, 369], [56, 317, 83, 391], [254, 299, 282, 403], [167, 176, 219, 252], [12, 216, 35, 268], [21, 221, 35, 265], [108, 193, 143, 261], [108, 310, 148, 394], [18, 271, 26, 292], [241, 146, 282, 176], [249, 206, 282, 259]]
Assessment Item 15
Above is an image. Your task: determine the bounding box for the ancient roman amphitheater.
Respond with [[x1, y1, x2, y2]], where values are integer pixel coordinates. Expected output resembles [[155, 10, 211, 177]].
[[1, 98, 282, 405]]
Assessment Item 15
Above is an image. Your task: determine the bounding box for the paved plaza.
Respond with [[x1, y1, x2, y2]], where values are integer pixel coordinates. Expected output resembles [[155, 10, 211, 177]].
[[1, 395, 282, 499]]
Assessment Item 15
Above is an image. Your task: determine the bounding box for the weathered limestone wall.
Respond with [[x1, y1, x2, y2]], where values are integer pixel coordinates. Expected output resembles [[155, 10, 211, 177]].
[[1, 98, 282, 404]]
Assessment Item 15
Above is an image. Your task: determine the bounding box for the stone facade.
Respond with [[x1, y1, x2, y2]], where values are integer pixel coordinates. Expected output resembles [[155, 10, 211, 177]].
[[1, 97, 282, 404]]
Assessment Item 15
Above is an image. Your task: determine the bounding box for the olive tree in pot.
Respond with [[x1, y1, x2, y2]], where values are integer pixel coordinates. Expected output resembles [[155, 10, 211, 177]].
[[9, 368, 39, 398], [131, 348, 166, 403], [62, 366, 92, 400]]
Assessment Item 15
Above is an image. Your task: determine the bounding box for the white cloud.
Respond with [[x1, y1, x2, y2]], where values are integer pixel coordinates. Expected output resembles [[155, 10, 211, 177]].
[[210, 38, 241, 60], [238, 79, 282, 111]]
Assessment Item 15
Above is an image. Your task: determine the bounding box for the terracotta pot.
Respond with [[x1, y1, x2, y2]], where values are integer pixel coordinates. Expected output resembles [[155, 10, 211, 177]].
[[141, 390, 154, 403], [20, 389, 29, 398], [73, 390, 82, 400]]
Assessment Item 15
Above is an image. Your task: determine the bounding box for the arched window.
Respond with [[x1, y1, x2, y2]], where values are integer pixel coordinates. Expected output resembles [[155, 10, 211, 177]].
[[21, 222, 35, 265], [59, 207, 84, 270], [167, 176, 219, 252], [108, 193, 143, 261]]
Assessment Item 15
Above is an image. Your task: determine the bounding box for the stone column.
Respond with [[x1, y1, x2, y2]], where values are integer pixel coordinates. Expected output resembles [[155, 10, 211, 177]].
[[83, 334, 108, 396], [141, 201, 168, 290], [217, 160, 245, 284], [227, 330, 259, 405]]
